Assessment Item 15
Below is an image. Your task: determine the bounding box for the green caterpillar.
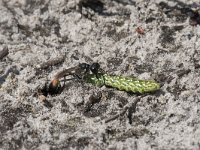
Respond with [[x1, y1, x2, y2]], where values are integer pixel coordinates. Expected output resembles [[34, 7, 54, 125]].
[[83, 73, 160, 94]]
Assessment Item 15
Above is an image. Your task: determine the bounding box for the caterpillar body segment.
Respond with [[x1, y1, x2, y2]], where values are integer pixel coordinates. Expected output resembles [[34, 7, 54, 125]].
[[83, 73, 105, 87], [83, 73, 160, 94], [103, 74, 160, 94]]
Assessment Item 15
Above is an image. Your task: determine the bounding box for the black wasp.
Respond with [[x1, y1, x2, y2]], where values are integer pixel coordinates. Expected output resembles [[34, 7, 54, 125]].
[[77, 62, 101, 79]]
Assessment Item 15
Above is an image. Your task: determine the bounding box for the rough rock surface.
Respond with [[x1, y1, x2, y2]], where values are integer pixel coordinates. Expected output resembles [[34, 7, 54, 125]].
[[1, 0, 200, 149]]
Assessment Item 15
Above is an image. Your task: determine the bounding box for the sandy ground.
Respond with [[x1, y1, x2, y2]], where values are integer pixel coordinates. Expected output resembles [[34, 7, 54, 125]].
[[1, 0, 200, 149]]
